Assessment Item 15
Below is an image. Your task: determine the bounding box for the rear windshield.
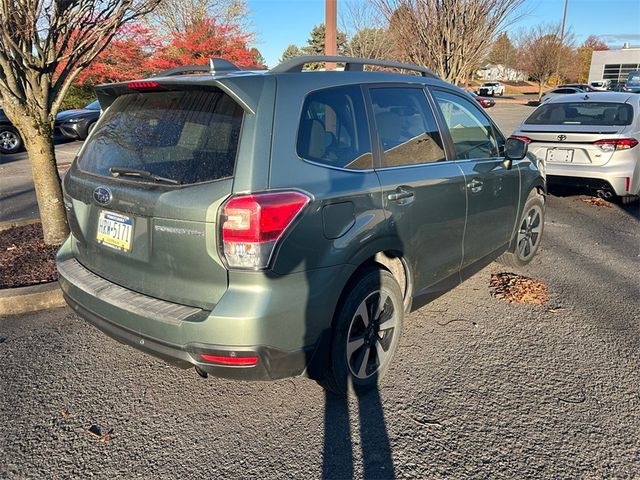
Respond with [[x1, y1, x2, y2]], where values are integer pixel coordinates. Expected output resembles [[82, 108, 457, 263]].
[[524, 102, 634, 126], [78, 90, 243, 185]]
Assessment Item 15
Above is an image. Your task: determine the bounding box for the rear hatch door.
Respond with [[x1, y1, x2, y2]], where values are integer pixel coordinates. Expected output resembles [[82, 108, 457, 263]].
[[63, 86, 244, 309]]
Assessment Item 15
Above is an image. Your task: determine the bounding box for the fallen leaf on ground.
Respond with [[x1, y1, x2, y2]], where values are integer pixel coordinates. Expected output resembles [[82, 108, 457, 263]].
[[84, 424, 113, 442], [582, 197, 611, 208], [489, 272, 548, 305]]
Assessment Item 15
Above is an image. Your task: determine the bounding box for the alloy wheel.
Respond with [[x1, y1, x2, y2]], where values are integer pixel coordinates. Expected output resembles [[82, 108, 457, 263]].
[[346, 290, 398, 379], [0, 130, 19, 152], [516, 205, 543, 261]]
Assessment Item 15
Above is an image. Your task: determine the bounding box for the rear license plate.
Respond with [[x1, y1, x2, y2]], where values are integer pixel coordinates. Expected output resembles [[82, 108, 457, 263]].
[[97, 211, 133, 252], [546, 148, 574, 162]]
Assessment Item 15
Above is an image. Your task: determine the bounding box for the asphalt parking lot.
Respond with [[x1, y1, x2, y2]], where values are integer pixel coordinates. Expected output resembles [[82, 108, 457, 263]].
[[1, 103, 639, 478]]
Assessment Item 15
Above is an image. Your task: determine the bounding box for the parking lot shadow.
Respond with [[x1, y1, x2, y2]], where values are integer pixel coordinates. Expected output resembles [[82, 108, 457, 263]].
[[547, 185, 639, 221]]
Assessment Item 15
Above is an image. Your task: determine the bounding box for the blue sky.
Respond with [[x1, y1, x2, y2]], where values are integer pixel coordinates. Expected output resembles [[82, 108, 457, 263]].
[[247, 0, 640, 67]]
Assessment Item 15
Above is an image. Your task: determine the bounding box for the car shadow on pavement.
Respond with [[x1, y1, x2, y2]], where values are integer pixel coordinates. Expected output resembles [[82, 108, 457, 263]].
[[548, 185, 639, 221]]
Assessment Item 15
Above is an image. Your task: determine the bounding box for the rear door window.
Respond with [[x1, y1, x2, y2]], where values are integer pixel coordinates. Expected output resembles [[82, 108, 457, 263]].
[[78, 89, 243, 185], [296, 85, 372, 170], [524, 102, 634, 126], [432, 90, 500, 159], [369, 87, 446, 167]]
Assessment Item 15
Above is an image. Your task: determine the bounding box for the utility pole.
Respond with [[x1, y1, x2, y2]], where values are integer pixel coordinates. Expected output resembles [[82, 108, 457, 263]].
[[325, 0, 337, 70], [554, 0, 569, 85]]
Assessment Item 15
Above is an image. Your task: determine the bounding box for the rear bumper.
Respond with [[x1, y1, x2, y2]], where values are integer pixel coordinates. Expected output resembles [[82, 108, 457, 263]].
[[540, 154, 640, 196], [63, 292, 310, 380], [56, 238, 352, 380]]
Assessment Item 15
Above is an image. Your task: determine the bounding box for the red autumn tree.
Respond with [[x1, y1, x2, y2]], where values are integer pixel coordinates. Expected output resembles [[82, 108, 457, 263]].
[[150, 17, 264, 70], [75, 24, 160, 85]]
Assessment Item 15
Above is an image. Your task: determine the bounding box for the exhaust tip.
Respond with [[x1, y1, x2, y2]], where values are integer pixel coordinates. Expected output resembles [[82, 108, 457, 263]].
[[195, 366, 208, 379]]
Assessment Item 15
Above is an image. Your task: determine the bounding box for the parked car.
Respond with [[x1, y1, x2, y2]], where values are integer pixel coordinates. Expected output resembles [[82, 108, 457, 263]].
[[623, 71, 640, 93], [477, 81, 505, 96], [560, 83, 598, 92], [0, 108, 23, 154], [512, 92, 639, 204], [57, 56, 545, 395], [541, 87, 585, 103], [469, 92, 495, 108], [56, 100, 101, 140], [0, 100, 100, 155], [589, 80, 611, 91]]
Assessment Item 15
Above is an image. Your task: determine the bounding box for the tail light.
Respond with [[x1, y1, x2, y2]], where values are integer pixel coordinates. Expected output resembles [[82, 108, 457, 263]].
[[594, 138, 639, 152], [510, 135, 532, 144], [127, 81, 161, 89], [219, 191, 310, 269], [200, 353, 258, 366]]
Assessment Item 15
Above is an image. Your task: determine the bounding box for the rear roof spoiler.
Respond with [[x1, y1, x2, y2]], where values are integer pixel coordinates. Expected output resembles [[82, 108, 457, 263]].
[[152, 59, 242, 77]]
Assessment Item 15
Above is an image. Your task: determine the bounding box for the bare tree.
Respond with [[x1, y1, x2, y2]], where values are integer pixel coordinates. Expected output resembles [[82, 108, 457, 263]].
[[375, 0, 525, 85], [516, 24, 574, 100], [341, 0, 393, 60], [148, 0, 252, 38], [0, 0, 162, 244]]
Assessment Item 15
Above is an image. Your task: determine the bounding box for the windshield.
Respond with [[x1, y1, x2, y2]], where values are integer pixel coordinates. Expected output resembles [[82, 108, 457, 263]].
[[77, 89, 244, 185], [524, 102, 633, 126], [626, 72, 640, 87]]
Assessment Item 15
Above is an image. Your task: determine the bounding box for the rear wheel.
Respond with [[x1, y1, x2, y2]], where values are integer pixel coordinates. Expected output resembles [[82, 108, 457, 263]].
[[497, 191, 545, 268], [0, 126, 22, 154], [323, 266, 404, 396], [620, 195, 639, 205]]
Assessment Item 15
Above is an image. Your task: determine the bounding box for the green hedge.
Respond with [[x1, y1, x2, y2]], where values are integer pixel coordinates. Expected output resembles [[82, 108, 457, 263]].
[[59, 85, 96, 111]]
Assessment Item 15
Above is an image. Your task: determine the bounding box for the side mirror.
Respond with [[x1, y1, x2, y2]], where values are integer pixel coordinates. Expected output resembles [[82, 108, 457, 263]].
[[505, 137, 528, 162]]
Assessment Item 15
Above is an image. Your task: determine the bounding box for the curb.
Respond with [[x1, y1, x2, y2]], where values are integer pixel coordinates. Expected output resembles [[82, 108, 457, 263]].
[[0, 217, 39, 231], [0, 282, 65, 316]]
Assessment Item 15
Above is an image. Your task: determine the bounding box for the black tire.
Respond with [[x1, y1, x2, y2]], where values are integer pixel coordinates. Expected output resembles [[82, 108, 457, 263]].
[[84, 121, 97, 139], [620, 195, 639, 205], [0, 125, 23, 154], [497, 191, 545, 269], [323, 266, 404, 396], [499, 90, 504, 97]]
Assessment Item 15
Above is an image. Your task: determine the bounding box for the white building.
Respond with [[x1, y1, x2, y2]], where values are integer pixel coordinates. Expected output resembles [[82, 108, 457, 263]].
[[588, 46, 640, 86], [476, 64, 527, 82]]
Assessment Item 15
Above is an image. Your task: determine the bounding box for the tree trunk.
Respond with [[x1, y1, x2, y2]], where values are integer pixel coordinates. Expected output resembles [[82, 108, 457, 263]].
[[23, 128, 69, 245], [537, 81, 544, 101]]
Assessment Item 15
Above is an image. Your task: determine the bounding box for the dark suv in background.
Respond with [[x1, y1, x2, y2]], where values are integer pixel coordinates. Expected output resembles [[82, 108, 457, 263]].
[[57, 56, 545, 395]]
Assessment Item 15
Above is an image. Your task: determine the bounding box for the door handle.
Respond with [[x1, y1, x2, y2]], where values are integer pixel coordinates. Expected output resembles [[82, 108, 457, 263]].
[[388, 190, 414, 201], [467, 178, 483, 193]]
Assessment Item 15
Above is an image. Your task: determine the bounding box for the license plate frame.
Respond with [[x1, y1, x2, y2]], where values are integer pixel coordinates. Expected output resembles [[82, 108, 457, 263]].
[[546, 148, 574, 163], [96, 210, 133, 252]]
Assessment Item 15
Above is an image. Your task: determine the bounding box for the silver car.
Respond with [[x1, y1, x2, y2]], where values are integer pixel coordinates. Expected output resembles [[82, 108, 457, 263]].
[[540, 87, 584, 103], [512, 92, 639, 203]]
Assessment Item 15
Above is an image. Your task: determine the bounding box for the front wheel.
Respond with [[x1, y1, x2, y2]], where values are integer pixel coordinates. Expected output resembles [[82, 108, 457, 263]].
[[497, 192, 545, 268], [0, 126, 23, 154], [323, 266, 404, 396]]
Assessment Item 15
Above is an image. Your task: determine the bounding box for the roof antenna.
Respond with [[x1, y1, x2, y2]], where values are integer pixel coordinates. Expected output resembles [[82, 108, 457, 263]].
[[209, 58, 216, 75]]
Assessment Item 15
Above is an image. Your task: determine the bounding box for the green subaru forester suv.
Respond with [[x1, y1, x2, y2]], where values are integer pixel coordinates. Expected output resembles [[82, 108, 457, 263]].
[[57, 56, 545, 395]]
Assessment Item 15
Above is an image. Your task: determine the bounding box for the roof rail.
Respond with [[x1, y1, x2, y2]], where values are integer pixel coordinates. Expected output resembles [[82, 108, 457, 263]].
[[153, 58, 241, 77], [271, 55, 439, 79]]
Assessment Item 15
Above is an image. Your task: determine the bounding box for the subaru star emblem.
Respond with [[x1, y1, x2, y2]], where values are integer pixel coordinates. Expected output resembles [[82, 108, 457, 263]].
[[557, 134, 567, 141], [93, 187, 112, 205]]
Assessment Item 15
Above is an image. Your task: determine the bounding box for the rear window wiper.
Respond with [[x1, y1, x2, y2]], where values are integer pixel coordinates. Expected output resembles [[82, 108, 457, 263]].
[[109, 167, 181, 185]]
